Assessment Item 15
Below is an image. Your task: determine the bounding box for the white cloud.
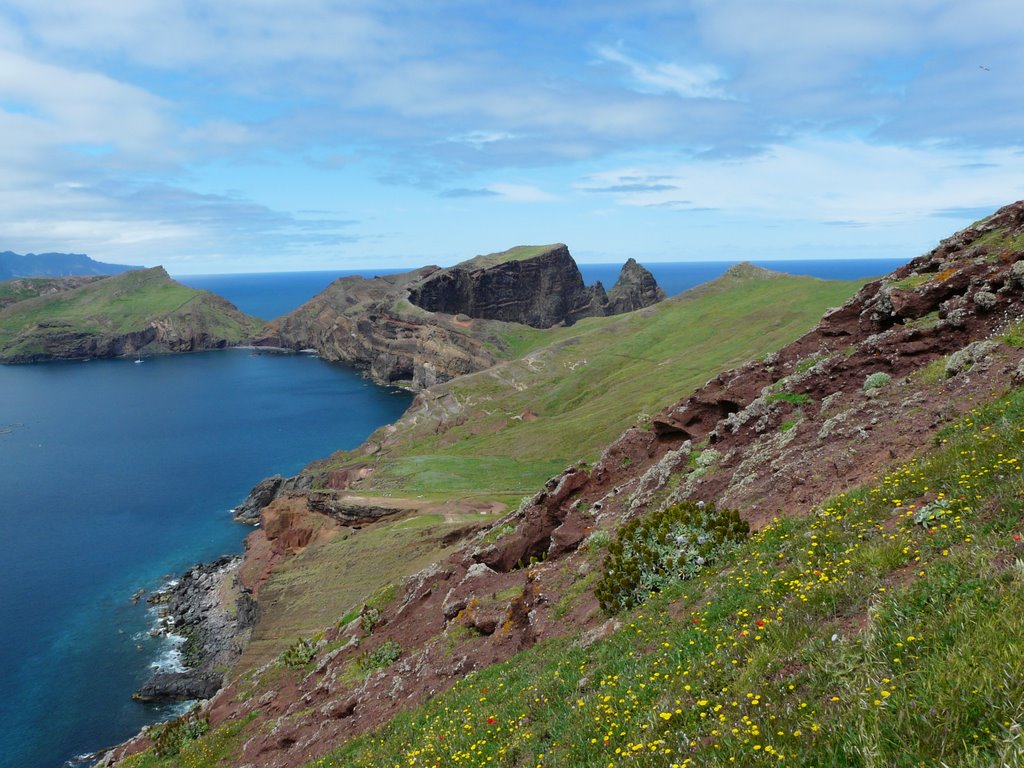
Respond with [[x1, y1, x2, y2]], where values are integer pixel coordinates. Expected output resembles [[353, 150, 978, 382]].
[[596, 45, 732, 100], [577, 139, 1024, 224], [0, 49, 173, 160], [447, 131, 517, 146], [487, 183, 559, 202]]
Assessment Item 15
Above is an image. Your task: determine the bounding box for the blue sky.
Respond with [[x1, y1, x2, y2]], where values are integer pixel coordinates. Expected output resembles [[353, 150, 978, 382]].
[[1, 1, 1022, 274]]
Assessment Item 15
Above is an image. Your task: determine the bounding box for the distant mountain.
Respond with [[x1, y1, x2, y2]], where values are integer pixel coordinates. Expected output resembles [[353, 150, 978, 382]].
[[0, 251, 143, 280]]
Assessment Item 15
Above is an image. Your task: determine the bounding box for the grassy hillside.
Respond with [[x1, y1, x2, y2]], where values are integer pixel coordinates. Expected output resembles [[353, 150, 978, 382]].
[[229, 270, 861, 669], [307, 386, 1024, 768], [319, 267, 862, 502], [0, 276, 102, 309], [0, 267, 262, 359], [118, 369, 1024, 768]]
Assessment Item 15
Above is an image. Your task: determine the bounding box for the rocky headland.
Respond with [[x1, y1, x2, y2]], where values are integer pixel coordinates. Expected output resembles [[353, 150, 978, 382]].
[[0, 266, 264, 363], [257, 244, 664, 389]]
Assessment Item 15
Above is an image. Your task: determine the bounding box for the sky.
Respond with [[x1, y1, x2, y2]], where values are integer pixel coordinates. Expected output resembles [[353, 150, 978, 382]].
[[1, 1, 1023, 274]]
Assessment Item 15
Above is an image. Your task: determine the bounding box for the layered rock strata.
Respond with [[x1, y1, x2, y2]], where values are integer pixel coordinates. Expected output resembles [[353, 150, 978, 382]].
[[257, 245, 663, 389]]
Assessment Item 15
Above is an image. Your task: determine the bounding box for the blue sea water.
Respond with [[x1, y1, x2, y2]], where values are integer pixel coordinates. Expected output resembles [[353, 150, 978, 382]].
[[0, 353, 411, 768], [1, 257, 904, 768], [177, 259, 904, 321]]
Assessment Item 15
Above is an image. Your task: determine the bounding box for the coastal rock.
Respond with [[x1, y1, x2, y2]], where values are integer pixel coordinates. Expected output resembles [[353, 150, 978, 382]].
[[233, 474, 312, 524], [132, 670, 224, 702], [256, 245, 663, 389], [135, 555, 255, 703], [606, 258, 666, 314], [233, 475, 284, 524], [407, 245, 608, 328]]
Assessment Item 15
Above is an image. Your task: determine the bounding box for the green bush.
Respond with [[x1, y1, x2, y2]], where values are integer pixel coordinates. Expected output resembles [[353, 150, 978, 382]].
[[361, 639, 402, 672], [767, 390, 812, 406], [280, 636, 318, 668], [595, 500, 748, 615], [863, 372, 892, 391], [152, 707, 209, 757]]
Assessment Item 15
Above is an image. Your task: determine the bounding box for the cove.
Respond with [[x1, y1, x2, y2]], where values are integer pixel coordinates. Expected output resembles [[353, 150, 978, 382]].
[[0, 351, 412, 768]]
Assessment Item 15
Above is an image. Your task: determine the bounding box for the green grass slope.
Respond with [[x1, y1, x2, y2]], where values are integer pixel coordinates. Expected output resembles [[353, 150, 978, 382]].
[[0, 276, 103, 309], [306, 386, 1024, 768], [121, 366, 1024, 768], [320, 267, 863, 502], [0, 267, 262, 360]]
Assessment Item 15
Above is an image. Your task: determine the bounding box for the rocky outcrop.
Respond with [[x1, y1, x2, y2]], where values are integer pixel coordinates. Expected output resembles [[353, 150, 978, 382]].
[[233, 474, 312, 524], [606, 258, 666, 314], [257, 245, 664, 389], [256, 266, 497, 390], [134, 556, 256, 703], [407, 245, 609, 328]]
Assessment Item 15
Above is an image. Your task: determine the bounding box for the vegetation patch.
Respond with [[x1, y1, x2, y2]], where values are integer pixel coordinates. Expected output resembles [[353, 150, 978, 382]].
[[887, 273, 930, 290], [863, 371, 892, 390], [280, 635, 319, 669], [151, 707, 210, 757], [767, 390, 812, 406], [360, 639, 402, 672], [595, 500, 749, 614]]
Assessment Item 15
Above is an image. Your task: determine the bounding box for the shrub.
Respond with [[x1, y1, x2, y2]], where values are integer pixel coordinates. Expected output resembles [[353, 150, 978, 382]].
[[152, 707, 209, 757], [582, 529, 611, 551], [863, 372, 892, 391], [280, 636, 318, 668], [768, 391, 812, 406], [361, 639, 402, 671], [595, 500, 748, 615]]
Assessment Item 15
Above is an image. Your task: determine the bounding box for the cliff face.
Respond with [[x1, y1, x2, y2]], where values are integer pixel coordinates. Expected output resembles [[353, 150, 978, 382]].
[[407, 244, 608, 328], [259, 245, 664, 389], [0, 267, 263, 362], [258, 268, 498, 390]]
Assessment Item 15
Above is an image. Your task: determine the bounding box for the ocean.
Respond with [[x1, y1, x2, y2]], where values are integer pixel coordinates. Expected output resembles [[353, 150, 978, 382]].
[[1, 258, 902, 767], [0, 354, 411, 768]]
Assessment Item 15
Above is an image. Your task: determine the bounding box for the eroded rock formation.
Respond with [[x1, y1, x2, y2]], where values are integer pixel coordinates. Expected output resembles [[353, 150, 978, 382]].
[[257, 245, 664, 389]]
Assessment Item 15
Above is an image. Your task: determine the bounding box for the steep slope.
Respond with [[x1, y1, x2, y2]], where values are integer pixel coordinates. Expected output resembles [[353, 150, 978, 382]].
[[99, 266, 864, 767], [0, 267, 264, 362], [0, 275, 103, 310], [257, 244, 664, 389], [99, 203, 1024, 768], [305, 265, 859, 502], [0, 249, 142, 279]]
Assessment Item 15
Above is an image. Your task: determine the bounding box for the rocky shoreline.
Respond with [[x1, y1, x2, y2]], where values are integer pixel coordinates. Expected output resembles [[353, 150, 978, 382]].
[[134, 555, 257, 703]]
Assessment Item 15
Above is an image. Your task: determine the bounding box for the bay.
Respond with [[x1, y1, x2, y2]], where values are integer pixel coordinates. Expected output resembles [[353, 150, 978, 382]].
[[0, 352, 411, 768]]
